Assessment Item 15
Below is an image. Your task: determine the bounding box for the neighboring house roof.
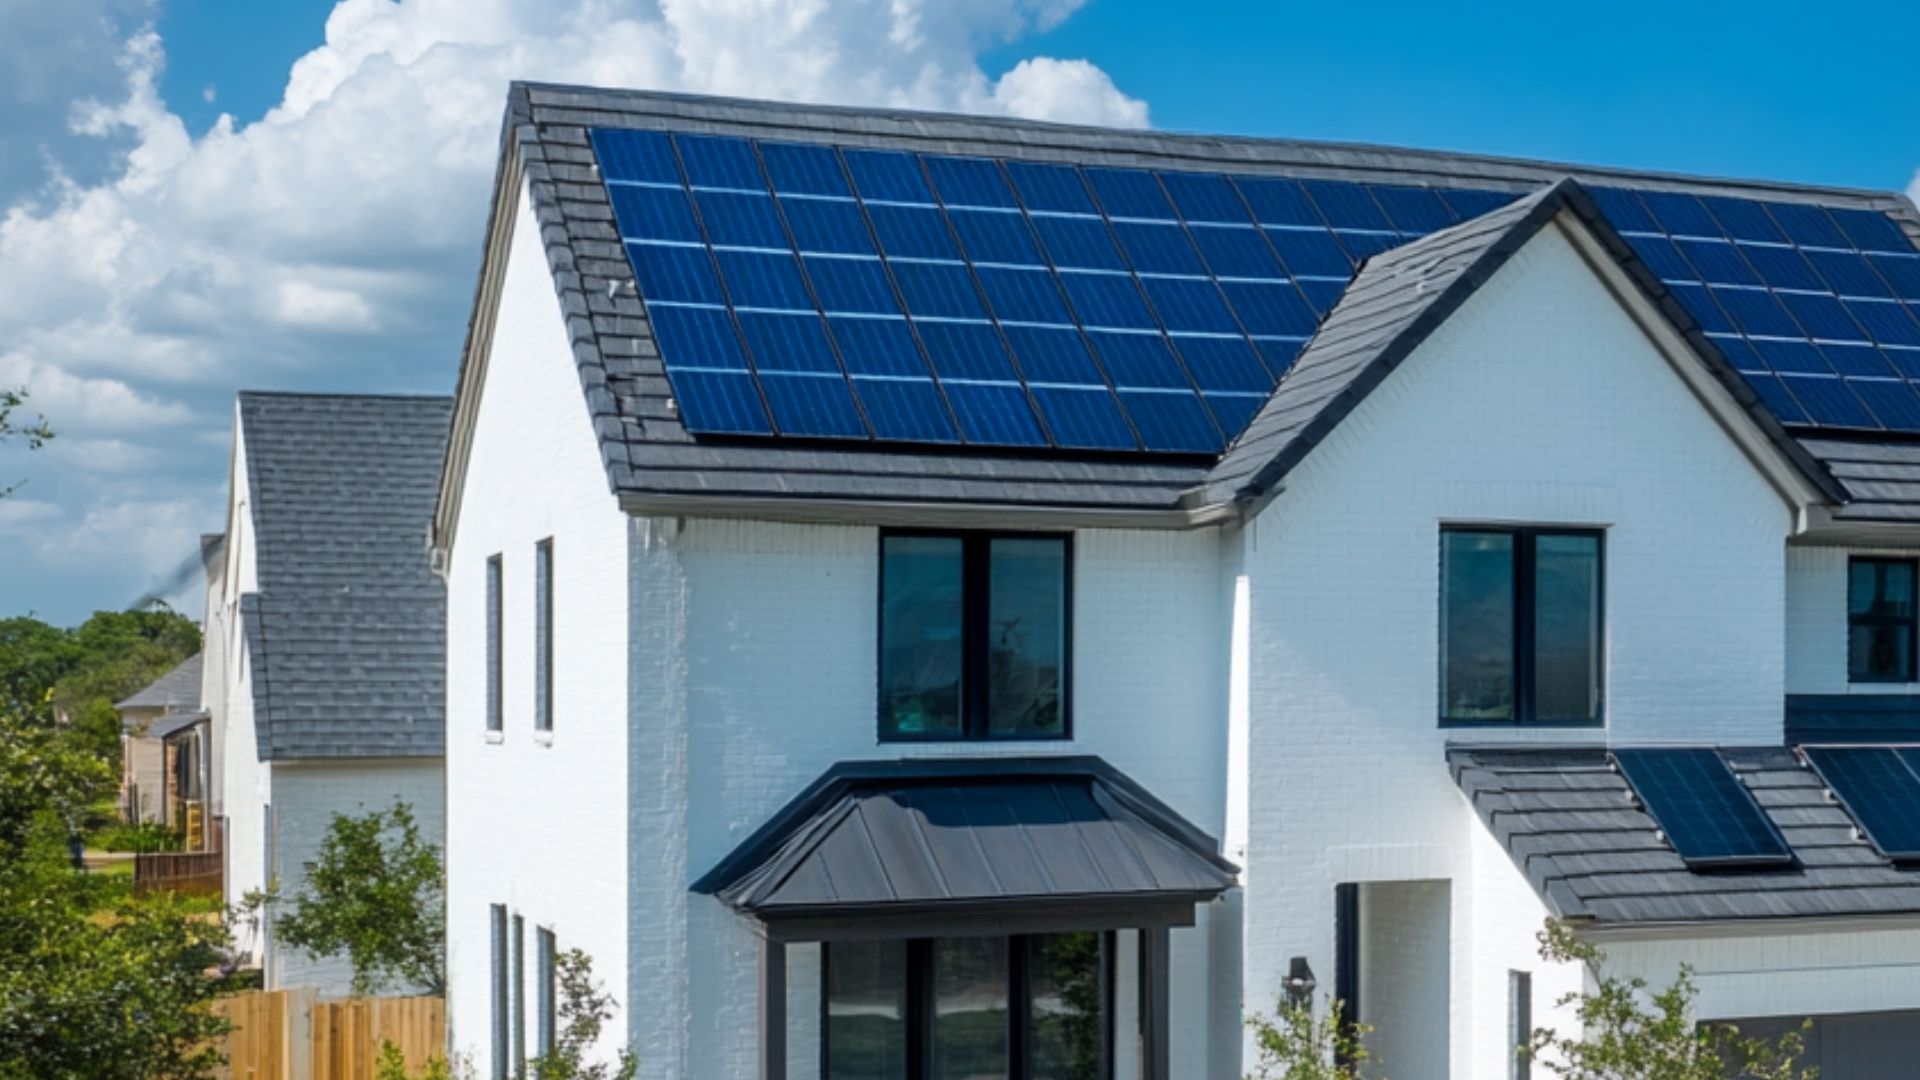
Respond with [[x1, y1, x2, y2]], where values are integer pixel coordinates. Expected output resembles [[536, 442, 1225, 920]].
[[116, 653, 203, 712], [437, 83, 1920, 545], [150, 711, 209, 740], [237, 392, 452, 760], [694, 757, 1237, 932], [1199, 179, 1842, 508], [1451, 746, 1920, 926]]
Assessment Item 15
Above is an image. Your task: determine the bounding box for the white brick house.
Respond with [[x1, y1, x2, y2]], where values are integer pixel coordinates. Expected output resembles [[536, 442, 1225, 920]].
[[436, 84, 1920, 1080], [208, 392, 452, 994]]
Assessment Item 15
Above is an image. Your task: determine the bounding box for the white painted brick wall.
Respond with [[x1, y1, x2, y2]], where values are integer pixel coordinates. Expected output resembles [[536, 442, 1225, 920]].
[[267, 759, 445, 995], [1359, 880, 1451, 1079], [218, 413, 270, 963], [444, 180, 636, 1071], [1238, 223, 1798, 1076]]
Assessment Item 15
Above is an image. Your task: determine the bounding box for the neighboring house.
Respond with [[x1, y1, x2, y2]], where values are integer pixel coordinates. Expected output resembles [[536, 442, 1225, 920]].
[[208, 391, 452, 993], [116, 652, 210, 846], [437, 83, 1920, 1080]]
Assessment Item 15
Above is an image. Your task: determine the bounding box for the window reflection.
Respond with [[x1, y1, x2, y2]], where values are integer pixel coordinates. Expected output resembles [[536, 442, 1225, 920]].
[[988, 540, 1066, 737], [931, 937, 1008, 1080], [1441, 531, 1515, 720], [1027, 933, 1106, 1080], [1533, 534, 1599, 723], [880, 537, 964, 737], [826, 940, 908, 1080]]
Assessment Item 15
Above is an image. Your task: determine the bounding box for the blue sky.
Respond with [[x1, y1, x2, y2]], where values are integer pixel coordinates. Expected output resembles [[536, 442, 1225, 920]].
[[1, 0, 1916, 626]]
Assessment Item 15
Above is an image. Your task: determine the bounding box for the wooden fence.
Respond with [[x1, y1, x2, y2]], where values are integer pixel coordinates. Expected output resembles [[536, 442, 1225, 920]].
[[217, 989, 445, 1080], [133, 848, 223, 897]]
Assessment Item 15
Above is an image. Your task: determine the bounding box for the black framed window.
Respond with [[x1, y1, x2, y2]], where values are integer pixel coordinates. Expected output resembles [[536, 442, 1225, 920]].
[[486, 554, 503, 734], [536, 927, 557, 1059], [1439, 526, 1602, 726], [510, 913, 526, 1076], [489, 904, 508, 1080], [1849, 556, 1917, 683], [535, 539, 554, 732], [879, 533, 1070, 741], [824, 933, 1111, 1080]]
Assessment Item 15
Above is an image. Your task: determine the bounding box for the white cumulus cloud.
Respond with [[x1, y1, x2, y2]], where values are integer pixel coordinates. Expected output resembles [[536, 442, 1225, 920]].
[[0, 0, 1148, 623]]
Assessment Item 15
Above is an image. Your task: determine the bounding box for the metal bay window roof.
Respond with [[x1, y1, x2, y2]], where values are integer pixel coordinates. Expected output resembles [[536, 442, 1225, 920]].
[[693, 757, 1236, 937]]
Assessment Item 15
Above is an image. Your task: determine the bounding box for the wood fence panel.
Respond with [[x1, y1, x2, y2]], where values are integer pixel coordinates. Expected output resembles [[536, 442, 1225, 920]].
[[219, 990, 442, 1080]]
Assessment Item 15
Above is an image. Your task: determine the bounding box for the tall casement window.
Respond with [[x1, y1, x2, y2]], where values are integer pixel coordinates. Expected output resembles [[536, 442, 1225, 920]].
[[1849, 556, 1917, 682], [878, 532, 1070, 741], [489, 904, 508, 1080], [510, 913, 526, 1076], [1439, 526, 1603, 726], [486, 554, 504, 734], [535, 539, 554, 732], [536, 927, 557, 1059], [824, 933, 1110, 1080]]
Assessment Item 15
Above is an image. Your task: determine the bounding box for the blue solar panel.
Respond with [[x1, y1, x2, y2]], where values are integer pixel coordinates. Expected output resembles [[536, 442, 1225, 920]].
[[1612, 748, 1794, 868], [592, 125, 1920, 449], [1803, 747, 1920, 862]]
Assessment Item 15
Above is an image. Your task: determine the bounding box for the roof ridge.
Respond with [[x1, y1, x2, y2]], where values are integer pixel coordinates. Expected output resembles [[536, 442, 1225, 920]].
[[509, 81, 1914, 205], [237, 389, 456, 403]]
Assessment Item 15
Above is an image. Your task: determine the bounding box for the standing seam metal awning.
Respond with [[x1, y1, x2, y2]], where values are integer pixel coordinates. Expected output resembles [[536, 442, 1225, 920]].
[[692, 756, 1237, 940]]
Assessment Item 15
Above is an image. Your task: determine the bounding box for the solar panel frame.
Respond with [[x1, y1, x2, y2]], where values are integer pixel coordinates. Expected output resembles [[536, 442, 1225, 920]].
[[1611, 748, 1796, 869], [1803, 747, 1920, 863]]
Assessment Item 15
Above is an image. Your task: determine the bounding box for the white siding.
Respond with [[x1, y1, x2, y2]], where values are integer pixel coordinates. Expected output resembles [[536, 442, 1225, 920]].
[[1601, 925, 1920, 1021], [266, 759, 445, 995], [444, 178, 635, 1070], [1238, 223, 1797, 1076]]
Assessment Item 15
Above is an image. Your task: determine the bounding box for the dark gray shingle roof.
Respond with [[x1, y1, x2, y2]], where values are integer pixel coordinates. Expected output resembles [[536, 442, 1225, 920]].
[[149, 711, 209, 740], [450, 83, 1914, 530], [1451, 746, 1920, 926], [694, 757, 1236, 921], [238, 392, 452, 760], [116, 652, 202, 711], [1199, 179, 1841, 507], [1799, 437, 1920, 523]]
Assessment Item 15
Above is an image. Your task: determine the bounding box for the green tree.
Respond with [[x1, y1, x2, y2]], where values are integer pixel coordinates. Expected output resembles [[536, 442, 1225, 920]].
[[272, 802, 445, 996], [0, 386, 52, 498], [0, 710, 231, 1080], [1244, 996, 1374, 1080], [0, 608, 202, 765], [1527, 920, 1816, 1079], [531, 949, 637, 1080]]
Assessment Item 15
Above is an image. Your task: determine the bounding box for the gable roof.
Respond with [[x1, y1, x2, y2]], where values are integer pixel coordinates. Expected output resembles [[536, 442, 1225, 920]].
[[1199, 178, 1844, 508], [438, 83, 1920, 544], [237, 392, 452, 760], [1452, 746, 1920, 926], [116, 652, 202, 712]]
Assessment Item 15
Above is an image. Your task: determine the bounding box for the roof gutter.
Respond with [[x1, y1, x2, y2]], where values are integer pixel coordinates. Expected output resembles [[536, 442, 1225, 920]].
[[616, 491, 1242, 531]]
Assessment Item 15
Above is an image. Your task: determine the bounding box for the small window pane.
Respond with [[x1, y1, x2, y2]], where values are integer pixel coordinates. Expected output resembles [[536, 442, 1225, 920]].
[[1028, 933, 1106, 1080], [880, 537, 964, 737], [1532, 535, 1600, 723], [486, 556, 503, 734], [1441, 531, 1515, 721], [535, 540, 553, 733], [988, 539, 1067, 738], [1850, 557, 1916, 682], [826, 941, 909, 1080], [931, 937, 1009, 1080], [536, 928, 556, 1058]]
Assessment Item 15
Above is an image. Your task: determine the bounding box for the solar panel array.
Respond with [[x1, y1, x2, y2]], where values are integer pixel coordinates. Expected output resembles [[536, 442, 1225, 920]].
[[1802, 746, 1920, 863], [590, 128, 1517, 453], [1592, 187, 1920, 432], [1612, 748, 1795, 869], [588, 128, 1920, 451]]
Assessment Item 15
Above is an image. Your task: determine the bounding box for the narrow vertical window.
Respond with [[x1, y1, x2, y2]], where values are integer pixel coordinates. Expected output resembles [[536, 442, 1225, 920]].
[[536, 928, 557, 1060], [535, 539, 554, 732], [1508, 970, 1532, 1080], [486, 554, 504, 734], [511, 913, 526, 1076], [490, 904, 508, 1080], [1440, 526, 1603, 726], [1849, 556, 1917, 682]]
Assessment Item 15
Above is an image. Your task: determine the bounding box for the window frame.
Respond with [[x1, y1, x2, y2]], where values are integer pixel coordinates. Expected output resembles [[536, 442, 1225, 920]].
[[534, 539, 554, 732], [486, 554, 504, 736], [536, 927, 557, 1060], [1848, 555, 1919, 684], [876, 530, 1074, 744], [489, 904, 508, 1080], [510, 912, 526, 1077], [820, 933, 1115, 1080], [1438, 524, 1605, 729]]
